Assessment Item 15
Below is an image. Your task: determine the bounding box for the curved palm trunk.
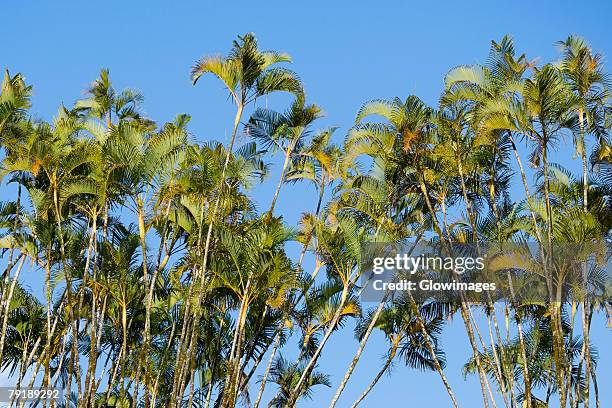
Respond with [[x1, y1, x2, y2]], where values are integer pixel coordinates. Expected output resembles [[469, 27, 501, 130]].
[[52, 185, 83, 402], [350, 341, 398, 408], [488, 172, 519, 408], [456, 154, 507, 408], [253, 330, 282, 408], [287, 285, 349, 407], [173, 101, 244, 407], [252, 231, 321, 408], [81, 211, 99, 406], [268, 144, 293, 217], [507, 132, 547, 407], [328, 290, 389, 408], [418, 174, 490, 408], [0, 254, 26, 365], [578, 110, 592, 408], [410, 295, 460, 408], [541, 134, 569, 408]]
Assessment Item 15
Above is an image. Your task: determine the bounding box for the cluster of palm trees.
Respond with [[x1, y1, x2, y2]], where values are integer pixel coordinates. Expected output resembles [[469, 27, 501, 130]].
[[0, 33, 610, 408]]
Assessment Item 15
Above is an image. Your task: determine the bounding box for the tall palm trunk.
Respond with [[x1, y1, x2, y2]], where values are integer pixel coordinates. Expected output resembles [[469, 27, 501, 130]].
[[82, 211, 99, 405], [52, 184, 82, 402], [268, 140, 297, 217], [456, 151, 509, 408], [487, 157, 519, 408], [118, 302, 129, 402], [328, 231, 423, 408], [578, 109, 591, 408], [0, 254, 27, 365], [0, 183, 22, 363], [252, 328, 282, 408], [175, 101, 244, 407], [540, 131, 568, 408], [507, 131, 550, 407], [418, 174, 491, 408], [287, 285, 350, 407], [350, 340, 398, 408], [328, 291, 389, 408], [136, 197, 153, 405], [226, 137, 301, 405], [223, 288, 251, 408], [43, 253, 53, 395], [170, 203, 206, 403], [253, 222, 322, 408], [140, 199, 172, 408]]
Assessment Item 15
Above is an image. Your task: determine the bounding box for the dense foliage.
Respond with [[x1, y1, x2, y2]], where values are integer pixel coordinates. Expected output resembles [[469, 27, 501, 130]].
[[0, 33, 611, 408]]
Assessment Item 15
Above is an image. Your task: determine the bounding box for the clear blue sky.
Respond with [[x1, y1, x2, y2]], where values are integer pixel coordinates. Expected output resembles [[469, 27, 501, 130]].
[[3, 1, 611, 407]]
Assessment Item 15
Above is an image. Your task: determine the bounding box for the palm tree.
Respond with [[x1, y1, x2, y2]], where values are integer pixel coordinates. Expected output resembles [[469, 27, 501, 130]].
[[0, 69, 31, 148], [328, 105, 431, 406], [343, 94, 492, 407], [211, 218, 297, 406], [558, 36, 609, 408], [246, 94, 322, 216], [1, 32, 611, 408], [0, 69, 32, 369], [350, 300, 448, 407], [268, 355, 330, 408], [175, 34, 302, 406]]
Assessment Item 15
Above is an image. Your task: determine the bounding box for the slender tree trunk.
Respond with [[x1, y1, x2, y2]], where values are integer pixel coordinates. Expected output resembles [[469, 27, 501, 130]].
[[488, 164, 519, 408], [151, 317, 177, 407], [507, 131, 547, 407], [268, 141, 296, 217], [52, 184, 82, 402], [135, 197, 153, 405], [253, 330, 282, 408], [467, 306, 501, 408], [350, 340, 398, 408], [541, 134, 568, 408], [0, 254, 26, 365], [456, 151, 507, 408], [591, 362, 599, 408], [581, 302, 592, 408], [226, 138, 299, 405], [579, 110, 588, 212], [90, 294, 108, 406], [119, 303, 129, 403], [578, 109, 592, 408], [418, 174, 490, 408], [82, 211, 99, 405], [170, 202, 205, 404], [328, 289, 390, 408], [287, 285, 349, 407], [176, 100, 244, 408]]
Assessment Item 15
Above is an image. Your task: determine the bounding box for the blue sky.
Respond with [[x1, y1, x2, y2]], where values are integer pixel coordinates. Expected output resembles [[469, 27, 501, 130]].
[[3, 1, 612, 407]]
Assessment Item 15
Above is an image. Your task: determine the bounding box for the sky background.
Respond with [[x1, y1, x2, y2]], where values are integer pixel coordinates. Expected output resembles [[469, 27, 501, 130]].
[[2, 1, 611, 407]]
